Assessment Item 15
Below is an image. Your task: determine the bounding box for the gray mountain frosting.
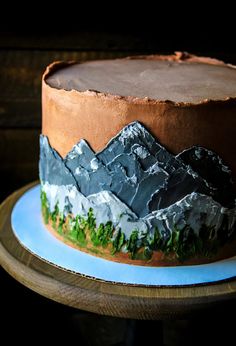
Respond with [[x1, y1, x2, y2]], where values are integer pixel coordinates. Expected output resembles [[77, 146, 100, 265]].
[[42, 182, 236, 243], [40, 122, 235, 219], [39, 121, 236, 243]]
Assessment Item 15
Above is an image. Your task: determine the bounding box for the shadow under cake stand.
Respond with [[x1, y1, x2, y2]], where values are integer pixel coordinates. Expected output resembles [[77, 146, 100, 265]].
[[1, 181, 236, 320]]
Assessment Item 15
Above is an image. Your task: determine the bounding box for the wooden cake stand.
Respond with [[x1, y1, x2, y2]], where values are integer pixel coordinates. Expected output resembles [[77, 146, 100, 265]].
[[1, 181, 236, 320]]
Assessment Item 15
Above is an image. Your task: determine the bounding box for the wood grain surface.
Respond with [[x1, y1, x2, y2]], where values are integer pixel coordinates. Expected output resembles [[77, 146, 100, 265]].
[[1, 182, 236, 319]]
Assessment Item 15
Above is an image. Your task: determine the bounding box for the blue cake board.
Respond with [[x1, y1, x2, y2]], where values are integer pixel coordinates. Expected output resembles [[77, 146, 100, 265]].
[[11, 185, 236, 286]]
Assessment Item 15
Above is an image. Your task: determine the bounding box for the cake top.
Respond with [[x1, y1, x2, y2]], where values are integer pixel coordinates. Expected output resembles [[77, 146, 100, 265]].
[[45, 54, 236, 103]]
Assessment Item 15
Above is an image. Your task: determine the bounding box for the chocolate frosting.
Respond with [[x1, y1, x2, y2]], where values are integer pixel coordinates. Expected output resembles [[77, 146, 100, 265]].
[[46, 57, 236, 103], [42, 53, 236, 185], [39, 123, 236, 264]]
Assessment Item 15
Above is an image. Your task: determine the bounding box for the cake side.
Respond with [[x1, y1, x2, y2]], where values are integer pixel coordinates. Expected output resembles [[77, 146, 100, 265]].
[[39, 122, 236, 266], [40, 53, 236, 265]]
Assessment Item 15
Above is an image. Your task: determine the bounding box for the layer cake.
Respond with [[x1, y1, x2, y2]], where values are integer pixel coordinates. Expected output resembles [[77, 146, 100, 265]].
[[39, 52, 236, 266]]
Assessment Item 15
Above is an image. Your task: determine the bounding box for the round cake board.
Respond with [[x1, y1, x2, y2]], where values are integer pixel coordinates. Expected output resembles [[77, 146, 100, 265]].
[[11, 185, 236, 286]]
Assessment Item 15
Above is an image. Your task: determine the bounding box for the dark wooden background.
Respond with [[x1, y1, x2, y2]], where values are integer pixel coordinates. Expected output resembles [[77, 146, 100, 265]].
[[1, 30, 236, 345], [1, 32, 236, 203]]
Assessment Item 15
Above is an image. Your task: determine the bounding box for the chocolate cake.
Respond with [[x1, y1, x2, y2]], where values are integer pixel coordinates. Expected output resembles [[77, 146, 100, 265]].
[[39, 52, 236, 266]]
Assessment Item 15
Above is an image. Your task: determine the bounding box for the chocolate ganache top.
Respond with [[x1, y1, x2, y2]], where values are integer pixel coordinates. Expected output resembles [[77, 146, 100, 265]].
[[46, 55, 236, 103], [42, 53, 236, 185]]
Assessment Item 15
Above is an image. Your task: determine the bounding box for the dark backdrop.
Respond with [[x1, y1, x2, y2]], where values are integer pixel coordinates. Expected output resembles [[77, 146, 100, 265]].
[[1, 26, 236, 345]]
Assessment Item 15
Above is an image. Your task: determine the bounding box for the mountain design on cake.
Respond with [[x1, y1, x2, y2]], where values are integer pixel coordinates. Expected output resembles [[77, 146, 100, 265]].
[[39, 121, 236, 259], [41, 182, 236, 243], [40, 121, 235, 214]]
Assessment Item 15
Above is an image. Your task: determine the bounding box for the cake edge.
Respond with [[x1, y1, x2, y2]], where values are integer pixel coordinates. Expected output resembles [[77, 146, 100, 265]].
[[42, 51, 236, 106]]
